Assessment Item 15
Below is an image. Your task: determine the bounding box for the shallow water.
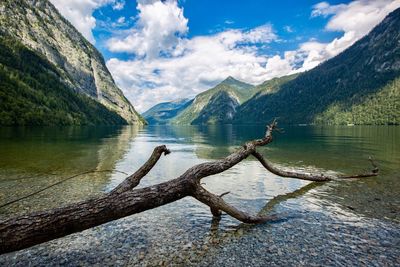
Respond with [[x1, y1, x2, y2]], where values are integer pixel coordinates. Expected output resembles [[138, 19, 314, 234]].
[[0, 125, 399, 266]]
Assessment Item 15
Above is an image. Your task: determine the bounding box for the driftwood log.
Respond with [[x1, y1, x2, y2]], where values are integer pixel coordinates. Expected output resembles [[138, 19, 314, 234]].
[[0, 121, 378, 254]]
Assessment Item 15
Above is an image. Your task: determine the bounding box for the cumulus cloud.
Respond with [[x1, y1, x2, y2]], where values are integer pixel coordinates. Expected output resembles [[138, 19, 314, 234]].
[[103, 1, 285, 111], [106, 23, 283, 111], [107, 0, 188, 58], [50, 0, 122, 43]]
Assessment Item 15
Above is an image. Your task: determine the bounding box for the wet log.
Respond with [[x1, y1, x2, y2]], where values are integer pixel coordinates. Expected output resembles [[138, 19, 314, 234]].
[[0, 121, 378, 254]]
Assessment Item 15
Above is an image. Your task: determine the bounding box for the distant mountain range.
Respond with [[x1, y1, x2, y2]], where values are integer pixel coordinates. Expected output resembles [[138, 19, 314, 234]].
[[142, 98, 193, 125], [144, 8, 400, 125], [0, 0, 144, 125]]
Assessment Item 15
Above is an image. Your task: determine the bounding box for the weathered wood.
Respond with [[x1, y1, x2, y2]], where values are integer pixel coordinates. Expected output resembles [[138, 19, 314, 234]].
[[0, 121, 378, 254]]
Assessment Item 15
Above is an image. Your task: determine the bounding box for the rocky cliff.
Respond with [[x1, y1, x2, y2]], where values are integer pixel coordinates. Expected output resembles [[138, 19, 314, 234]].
[[0, 0, 145, 124]]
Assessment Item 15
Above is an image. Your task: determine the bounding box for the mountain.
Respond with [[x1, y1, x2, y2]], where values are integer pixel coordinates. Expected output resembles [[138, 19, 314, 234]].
[[191, 91, 240, 124], [0, 0, 145, 125], [234, 8, 400, 125], [172, 77, 256, 124], [142, 98, 193, 125], [0, 36, 126, 125], [252, 73, 299, 96]]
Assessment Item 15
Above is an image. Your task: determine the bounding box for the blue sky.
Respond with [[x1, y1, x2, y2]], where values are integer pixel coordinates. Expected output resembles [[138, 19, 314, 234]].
[[49, 0, 400, 111], [93, 0, 346, 60]]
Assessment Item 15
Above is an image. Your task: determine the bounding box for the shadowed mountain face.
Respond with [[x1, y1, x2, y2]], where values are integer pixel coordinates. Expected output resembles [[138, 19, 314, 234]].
[[0, 36, 129, 125], [234, 8, 400, 125], [191, 91, 240, 125], [171, 77, 256, 125], [0, 0, 145, 125], [142, 99, 193, 125]]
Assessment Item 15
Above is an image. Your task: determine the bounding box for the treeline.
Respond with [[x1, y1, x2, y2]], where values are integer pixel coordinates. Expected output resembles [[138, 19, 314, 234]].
[[0, 36, 127, 126], [315, 78, 400, 125]]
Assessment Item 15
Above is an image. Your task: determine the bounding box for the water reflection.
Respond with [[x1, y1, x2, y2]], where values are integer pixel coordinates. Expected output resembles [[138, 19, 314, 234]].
[[0, 126, 139, 218], [0, 125, 399, 266]]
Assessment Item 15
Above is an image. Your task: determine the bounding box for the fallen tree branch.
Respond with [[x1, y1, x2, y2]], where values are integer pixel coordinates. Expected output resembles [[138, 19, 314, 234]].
[[0, 121, 378, 254], [111, 145, 170, 194], [252, 151, 379, 181]]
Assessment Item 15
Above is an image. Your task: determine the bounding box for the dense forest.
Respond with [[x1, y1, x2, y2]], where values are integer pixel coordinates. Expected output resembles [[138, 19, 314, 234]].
[[0, 35, 127, 126]]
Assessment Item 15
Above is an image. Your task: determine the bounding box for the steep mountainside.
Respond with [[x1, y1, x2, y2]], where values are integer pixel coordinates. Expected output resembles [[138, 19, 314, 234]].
[[172, 77, 255, 124], [0, 36, 126, 125], [234, 8, 400, 125], [253, 73, 299, 96], [0, 0, 144, 125], [191, 91, 240, 124], [142, 98, 193, 125]]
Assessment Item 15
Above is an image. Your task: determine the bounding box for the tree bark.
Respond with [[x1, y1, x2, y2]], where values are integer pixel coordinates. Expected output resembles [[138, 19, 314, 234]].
[[0, 121, 378, 254]]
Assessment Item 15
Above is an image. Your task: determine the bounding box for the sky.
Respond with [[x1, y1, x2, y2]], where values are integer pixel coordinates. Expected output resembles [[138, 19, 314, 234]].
[[49, 0, 400, 112]]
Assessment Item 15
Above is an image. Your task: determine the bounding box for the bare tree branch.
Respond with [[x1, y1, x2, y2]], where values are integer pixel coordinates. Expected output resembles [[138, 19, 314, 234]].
[[0, 121, 378, 254], [111, 145, 170, 194], [252, 151, 378, 181]]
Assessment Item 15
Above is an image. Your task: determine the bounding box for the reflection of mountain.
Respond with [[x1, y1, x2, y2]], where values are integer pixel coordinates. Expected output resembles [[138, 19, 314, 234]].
[[141, 124, 265, 160], [0, 126, 139, 217]]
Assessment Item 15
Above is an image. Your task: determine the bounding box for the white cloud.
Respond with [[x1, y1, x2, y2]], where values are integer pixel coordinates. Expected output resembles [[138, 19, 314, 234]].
[[311, 2, 346, 17], [283, 25, 294, 33], [306, 0, 400, 64], [106, 24, 280, 111], [50, 0, 121, 43], [104, 0, 400, 112], [107, 0, 188, 58], [112, 0, 125, 10]]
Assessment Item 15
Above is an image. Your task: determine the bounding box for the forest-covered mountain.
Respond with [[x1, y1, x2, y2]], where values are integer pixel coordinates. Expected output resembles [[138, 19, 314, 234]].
[[234, 8, 400, 125], [0, 36, 128, 125], [142, 98, 193, 125], [0, 0, 145, 125], [171, 77, 257, 124]]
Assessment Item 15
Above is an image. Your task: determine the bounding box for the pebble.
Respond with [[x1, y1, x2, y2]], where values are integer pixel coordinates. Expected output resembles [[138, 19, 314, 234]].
[[0, 199, 398, 266]]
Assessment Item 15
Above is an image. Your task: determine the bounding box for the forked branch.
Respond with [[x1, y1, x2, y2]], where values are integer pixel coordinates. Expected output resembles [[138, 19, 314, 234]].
[[0, 121, 378, 254]]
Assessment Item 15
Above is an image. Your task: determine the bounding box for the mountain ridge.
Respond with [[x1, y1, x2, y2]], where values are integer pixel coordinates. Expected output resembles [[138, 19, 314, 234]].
[[171, 77, 256, 125]]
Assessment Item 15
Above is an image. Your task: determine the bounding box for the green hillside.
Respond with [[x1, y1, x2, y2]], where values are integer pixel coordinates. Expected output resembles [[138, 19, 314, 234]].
[[191, 90, 240, 124], [234, 8, 400, 125], [0, 35, 127, 126], [172, 77, 256, 124]]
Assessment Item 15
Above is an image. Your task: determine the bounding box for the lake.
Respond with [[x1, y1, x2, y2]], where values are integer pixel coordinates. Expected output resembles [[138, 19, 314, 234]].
[[0, 125, 399, 266]]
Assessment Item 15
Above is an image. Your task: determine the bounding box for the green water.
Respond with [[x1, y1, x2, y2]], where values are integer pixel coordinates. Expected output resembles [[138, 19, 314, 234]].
[[0, 125, 399, 265]]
